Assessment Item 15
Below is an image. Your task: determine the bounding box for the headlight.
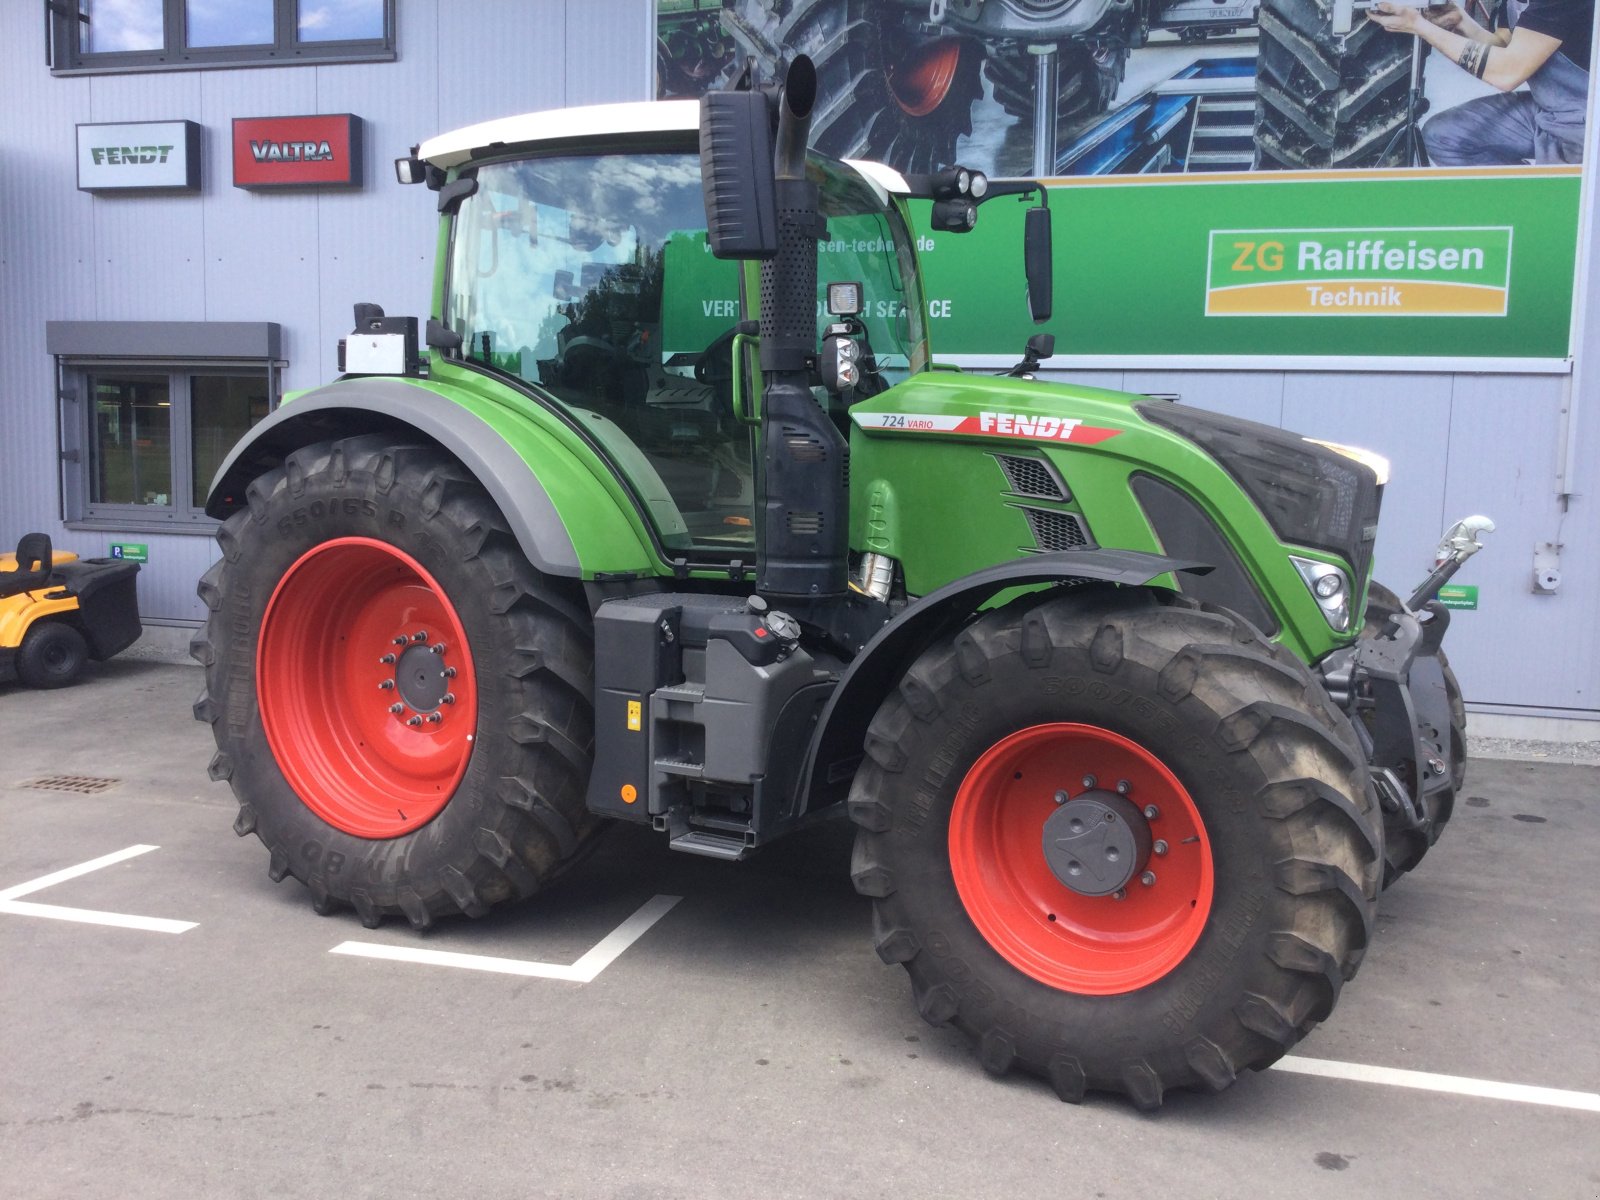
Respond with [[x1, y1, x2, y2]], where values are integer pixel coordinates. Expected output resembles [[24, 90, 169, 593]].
[[1306, 439, 1391, 486], [1291, 556, 1351, 632]]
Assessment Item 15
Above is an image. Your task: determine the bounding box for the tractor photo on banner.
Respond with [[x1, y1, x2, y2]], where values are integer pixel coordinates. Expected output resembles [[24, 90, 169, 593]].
[[656, 0, 1594, 176]]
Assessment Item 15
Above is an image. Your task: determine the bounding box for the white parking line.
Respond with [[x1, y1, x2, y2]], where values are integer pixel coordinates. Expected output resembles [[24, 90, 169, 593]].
[[1274, 1056, 1600, 1113], [0, 844, 198, 933], [330, 893, 682, 981]]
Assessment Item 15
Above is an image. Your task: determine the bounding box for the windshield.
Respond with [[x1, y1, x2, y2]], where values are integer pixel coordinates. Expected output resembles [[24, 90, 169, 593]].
[[442, 148, 926, 554]]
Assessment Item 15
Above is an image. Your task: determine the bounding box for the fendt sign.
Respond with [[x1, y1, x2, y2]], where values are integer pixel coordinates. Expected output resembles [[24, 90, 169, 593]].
[[76, 121, 201, 192], [232, 114, 363, 189]]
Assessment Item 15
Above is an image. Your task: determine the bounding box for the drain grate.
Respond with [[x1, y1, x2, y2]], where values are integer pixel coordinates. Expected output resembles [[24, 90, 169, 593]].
[[19, 775, 122, 795]]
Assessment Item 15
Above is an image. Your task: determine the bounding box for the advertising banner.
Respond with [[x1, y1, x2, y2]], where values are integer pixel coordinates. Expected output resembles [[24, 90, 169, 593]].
[[76, 121, 201, 192], [655, 0, 1593, 364]]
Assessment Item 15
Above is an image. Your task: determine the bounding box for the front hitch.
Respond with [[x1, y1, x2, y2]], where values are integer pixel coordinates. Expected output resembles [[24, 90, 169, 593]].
[[1324, 515, 1492, 870]]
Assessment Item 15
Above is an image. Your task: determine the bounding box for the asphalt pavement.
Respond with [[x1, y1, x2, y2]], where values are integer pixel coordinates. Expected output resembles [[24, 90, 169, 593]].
[[2, 657, 1597, 1200]]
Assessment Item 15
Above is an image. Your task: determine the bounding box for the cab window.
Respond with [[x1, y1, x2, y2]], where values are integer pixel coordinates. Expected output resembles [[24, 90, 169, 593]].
[[446, 152, 753, 551]]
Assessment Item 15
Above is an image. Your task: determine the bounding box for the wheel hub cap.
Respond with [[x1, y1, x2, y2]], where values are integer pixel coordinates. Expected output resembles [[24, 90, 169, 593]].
[[1042, 791, 1151, 897]]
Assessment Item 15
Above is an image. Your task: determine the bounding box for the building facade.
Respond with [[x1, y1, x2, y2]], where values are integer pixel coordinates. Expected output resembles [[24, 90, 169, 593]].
[[1, 0, 1593, 735]]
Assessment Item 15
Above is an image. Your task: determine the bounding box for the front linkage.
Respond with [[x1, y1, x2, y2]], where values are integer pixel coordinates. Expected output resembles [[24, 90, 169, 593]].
[[1324, 516, 1493, 882]]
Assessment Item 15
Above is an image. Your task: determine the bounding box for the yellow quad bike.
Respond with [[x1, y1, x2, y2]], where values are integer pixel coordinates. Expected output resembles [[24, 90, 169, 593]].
[[0, 534, 142, 688]]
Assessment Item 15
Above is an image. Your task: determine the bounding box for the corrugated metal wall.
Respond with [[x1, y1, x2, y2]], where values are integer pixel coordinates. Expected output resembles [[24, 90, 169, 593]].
[[0, 0, 651, 628], [0, 1, 1592, 719]]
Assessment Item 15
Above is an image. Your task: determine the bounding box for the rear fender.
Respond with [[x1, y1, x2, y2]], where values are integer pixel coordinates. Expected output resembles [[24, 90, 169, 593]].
[[795, 548, 1209, 816], [205, 375, 657, 579]]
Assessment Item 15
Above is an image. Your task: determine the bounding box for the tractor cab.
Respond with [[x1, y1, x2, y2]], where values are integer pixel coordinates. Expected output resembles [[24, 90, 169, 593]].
[[425, 102, 927, 556]]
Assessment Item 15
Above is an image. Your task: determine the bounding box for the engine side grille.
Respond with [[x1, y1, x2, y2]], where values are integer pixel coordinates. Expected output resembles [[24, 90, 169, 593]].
[[1021, 507, 1091, 552], [995, 454, 1068, 500]]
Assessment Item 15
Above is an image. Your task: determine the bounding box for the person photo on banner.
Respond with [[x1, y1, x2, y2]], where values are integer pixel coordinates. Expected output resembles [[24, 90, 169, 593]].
[[1369, 0, 1593, 164]]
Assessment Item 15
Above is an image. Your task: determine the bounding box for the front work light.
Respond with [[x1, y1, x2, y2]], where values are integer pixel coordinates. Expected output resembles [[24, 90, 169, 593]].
[[1291, 556, 1352, 632]]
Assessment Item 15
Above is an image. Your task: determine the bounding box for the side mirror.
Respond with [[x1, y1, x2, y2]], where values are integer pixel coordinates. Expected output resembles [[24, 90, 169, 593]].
[[1025, 205, 1053, 324], [699, 89, 779, 259]]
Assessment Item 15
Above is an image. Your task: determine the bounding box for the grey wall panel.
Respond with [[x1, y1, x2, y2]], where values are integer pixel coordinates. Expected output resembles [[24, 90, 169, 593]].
[[197, 67, 320, 365], [1282, 372, 1452, 588], [1120, 371, 1285, 427], [436, 2, 569, 132], [564, 0, 653, 106], [0, 4, 93, 548], [1044, 369, 1126, 392], [312, 41, 448, 391], [1442, 375, 1594, 712]]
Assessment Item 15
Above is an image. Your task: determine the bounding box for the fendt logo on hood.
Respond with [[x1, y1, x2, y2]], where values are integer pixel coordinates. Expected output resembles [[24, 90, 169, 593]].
[[249, 140, 334, 163], [852, 411, 1122, 445]]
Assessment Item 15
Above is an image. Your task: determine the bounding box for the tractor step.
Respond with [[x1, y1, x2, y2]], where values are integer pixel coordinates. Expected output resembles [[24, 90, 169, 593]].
[[668, 830, 750, 860]]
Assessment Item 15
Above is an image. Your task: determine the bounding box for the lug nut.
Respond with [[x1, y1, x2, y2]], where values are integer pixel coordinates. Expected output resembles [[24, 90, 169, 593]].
[[392, 636, 408, 646], [378, 679, 395, 690], [1115, 780, 1131, 795], [1153, 839, 1169, 856], [406, 715, 423, 727], [443, 666, 457, 678], [388, 703, 404, 714], [1140, 870, 1157, 886], [1143, 804, 1160, 820], [1429, 758, 1447, 777], [1081, 774, 1097, 790], [431, 642, 446, 655], [426, 712, 442, 724], [379, 653, 396, 665], [412, 631, 428, 642], [1054, 789, 1070, 805], [442, 692, 456, 705], [1112, 888, 1126, 901]]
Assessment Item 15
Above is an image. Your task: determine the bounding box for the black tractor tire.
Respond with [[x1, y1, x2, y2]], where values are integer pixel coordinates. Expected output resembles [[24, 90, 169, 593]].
[[17, 621, 89, 688], [721, 0, 985, 173], [192, 435, 599, 929], [1255, 0, 1417, 169], [982, 41, 1126, 136], [848, 588, 1380, 1109], [1363, 582, 1466, 884]]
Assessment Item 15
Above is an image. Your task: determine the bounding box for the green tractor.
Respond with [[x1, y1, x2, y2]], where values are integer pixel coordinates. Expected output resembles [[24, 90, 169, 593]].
[[195, 56, 1487, 1108]]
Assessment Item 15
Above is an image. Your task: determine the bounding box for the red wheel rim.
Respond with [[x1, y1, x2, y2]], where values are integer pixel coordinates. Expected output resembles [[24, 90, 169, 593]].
[[257, 537, 478, 839], [949, 723, 1214, 995], [887, 38, 965, 117]]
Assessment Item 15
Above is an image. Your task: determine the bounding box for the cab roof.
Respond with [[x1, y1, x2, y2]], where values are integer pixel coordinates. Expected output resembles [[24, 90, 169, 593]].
[[419, 99, 700, 169], [416, 98, 912, 199]]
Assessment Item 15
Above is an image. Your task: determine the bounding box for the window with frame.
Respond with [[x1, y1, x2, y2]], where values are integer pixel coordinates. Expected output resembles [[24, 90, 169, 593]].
[[48, 321, 283, 533], [63, 365, 275, 530], [47, 0, 394, 74]]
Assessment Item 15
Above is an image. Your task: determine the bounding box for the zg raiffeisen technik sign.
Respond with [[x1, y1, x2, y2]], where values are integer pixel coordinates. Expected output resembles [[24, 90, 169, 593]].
[[232, 114, 363, 189], [76, 121, 201, 193], [1206, 226, 1513, 317]]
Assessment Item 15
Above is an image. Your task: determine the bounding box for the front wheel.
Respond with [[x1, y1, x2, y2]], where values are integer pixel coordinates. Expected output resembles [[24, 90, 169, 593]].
[[193, 436, 599, 928], [18, 621, 88, 688], [848, 590, 1380, 1108]]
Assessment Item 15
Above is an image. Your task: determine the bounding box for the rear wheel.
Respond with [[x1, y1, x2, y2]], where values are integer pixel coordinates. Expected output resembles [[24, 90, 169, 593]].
[[1255, 0, 1416, 169], [849, 589, 1380, 1108], [18, 621, 88, 688], [193, 435, 598, 928]]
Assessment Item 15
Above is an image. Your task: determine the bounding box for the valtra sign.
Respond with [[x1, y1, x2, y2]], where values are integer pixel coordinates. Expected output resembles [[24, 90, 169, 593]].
[[232, 114, 363, 189]]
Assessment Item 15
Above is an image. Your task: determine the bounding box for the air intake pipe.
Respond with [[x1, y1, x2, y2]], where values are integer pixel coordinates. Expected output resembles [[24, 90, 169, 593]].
[[756, 55, 850, 600]]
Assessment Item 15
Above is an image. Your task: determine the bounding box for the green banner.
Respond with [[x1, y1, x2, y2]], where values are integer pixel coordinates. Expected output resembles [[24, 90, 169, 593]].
[[914, 169, 1580, 360]]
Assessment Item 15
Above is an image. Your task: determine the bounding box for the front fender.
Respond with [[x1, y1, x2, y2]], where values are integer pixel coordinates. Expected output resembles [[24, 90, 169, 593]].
[[206, 375, 658, 580], [795, 548, 1208, 816]]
